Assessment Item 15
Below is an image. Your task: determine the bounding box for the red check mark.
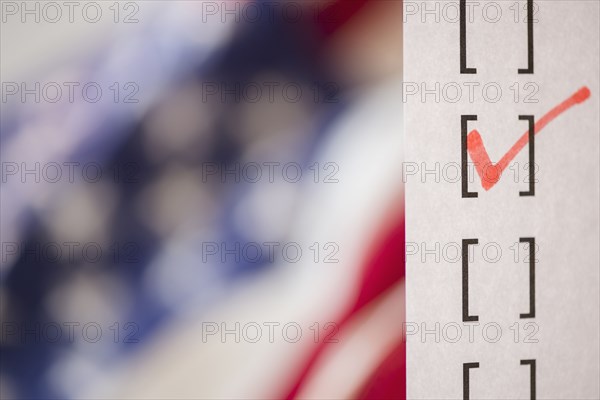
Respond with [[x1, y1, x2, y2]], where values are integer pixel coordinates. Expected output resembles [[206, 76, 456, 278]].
[[467, 86, 591, 190]]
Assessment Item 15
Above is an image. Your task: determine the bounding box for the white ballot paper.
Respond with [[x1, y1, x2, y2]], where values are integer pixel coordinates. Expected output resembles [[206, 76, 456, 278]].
[[404, 1, 599, 399]]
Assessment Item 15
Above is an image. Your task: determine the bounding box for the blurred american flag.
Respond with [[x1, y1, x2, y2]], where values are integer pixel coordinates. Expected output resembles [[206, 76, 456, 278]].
[[0, 1, 405, 398]]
